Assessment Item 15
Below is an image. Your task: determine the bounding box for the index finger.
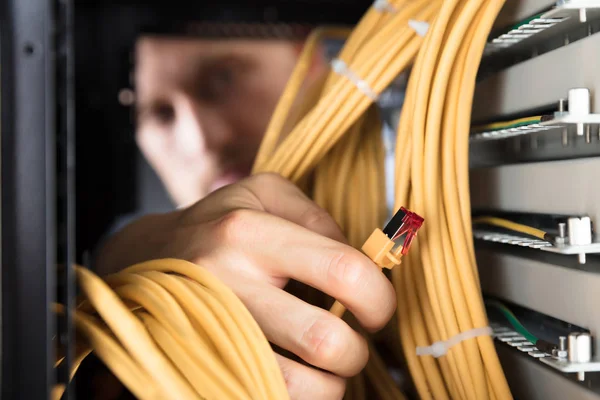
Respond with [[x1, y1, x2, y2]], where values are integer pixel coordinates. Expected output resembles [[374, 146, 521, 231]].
[[206, 210, 396, 331]]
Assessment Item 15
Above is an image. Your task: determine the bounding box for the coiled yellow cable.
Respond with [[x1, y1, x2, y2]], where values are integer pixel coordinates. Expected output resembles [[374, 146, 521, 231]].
[[54, 260, 289, 400]]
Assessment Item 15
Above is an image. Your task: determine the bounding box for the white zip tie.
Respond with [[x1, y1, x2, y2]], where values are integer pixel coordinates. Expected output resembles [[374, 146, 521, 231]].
[[373, 0, 398, 13], [408, 20, 430, 37], [330, 58, 379, 101], [416, 326, 493, 358]]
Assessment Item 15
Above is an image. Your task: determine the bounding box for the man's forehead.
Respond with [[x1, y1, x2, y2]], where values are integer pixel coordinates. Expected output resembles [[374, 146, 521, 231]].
[[136, 37, 290, 78], [133, 36, 297, 98], [136, 37, 291, 62]]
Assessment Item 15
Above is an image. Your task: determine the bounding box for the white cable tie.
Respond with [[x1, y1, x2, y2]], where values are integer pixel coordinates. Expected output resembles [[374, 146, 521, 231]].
[[330, 58, 379, 101], [416, 327, 493, 358], [408, 20, 430, 37], [373, 0, 398, 13]]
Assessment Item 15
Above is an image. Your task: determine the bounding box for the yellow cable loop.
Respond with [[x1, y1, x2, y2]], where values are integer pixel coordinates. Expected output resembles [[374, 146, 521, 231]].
[[54, 262, 289, 400], [54, 1, 518, 398]]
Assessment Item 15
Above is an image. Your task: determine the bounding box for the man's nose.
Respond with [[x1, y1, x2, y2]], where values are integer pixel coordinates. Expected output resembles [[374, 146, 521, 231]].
[[173, 100, 204, 159], [174, 97, 234, 156]]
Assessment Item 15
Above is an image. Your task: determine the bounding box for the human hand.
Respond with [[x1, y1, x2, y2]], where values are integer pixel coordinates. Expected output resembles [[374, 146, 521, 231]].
[[97, 173, 396, 399]]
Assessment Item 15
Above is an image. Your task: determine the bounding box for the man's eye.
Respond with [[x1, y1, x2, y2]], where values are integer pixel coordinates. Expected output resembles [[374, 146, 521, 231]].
[[151, 104, 175, 124], [213, 67, 234, 87], [198, 65, 237, 103]]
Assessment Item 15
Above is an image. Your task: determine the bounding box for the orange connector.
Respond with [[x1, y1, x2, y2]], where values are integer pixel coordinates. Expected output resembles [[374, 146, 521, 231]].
[[330, 207, 424, 317], [362, 206, 424, 268], [361, 228, 402, 269]]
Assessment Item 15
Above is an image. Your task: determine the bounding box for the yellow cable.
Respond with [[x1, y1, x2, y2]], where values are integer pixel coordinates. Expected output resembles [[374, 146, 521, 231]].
[[138, 271, 256, 395], [472, 216, 548, 240], [254, 27, 352, 169]]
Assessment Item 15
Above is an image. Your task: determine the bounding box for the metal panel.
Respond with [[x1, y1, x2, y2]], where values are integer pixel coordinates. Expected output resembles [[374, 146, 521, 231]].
[[472, 7, 600, 395], [497, 345, 600, 400], [470, 157, 600, 227], [56, 0, 77, 398], [478, 249, 600, 354], [473, 32, 600, 121], [469, 128, 600, 168], [494, 0, 556, 28], [0, 0, 56, 398]]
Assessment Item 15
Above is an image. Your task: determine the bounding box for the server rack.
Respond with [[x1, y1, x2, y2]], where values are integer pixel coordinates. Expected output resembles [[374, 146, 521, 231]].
[[2, 0, 599, 398]]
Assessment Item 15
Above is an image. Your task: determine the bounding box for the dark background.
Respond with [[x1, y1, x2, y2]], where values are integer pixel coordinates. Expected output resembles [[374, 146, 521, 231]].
[[73, 0, 371, 260], [1, 2, 371, 398]]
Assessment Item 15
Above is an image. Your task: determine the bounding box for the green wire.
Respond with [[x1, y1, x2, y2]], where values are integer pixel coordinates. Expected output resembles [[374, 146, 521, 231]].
[[486, 300, 539, 344], [472, 116, 543, 134], [509, 12, 544, 31], [484, 118, 542, 132]]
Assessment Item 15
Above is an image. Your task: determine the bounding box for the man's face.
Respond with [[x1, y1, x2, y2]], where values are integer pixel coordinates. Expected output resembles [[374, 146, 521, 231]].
[[135, 37, 304, 207]]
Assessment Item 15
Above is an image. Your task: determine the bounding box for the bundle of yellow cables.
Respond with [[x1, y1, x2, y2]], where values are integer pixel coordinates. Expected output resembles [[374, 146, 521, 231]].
[[253, 0, 513, 398], [54, 0, 516, 399], [255, 0, 511, 399], [54, 260, 289, 400]]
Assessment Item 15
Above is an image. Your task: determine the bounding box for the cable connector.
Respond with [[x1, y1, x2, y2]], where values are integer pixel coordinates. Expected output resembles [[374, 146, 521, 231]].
[[330, 207, 423, 317], [362, 207, 424, 269]]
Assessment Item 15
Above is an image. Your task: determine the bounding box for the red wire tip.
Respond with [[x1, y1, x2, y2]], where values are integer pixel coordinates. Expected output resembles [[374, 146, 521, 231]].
[[383, 207, 424, 255]]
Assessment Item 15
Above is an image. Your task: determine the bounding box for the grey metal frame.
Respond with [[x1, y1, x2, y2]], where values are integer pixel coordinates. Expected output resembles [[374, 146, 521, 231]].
[[0, 0, 57, 398], [498, 345, 600, 400], [473, 32, 600, 120], [493, 0, 557, 28], [471, 6, 600, 397]]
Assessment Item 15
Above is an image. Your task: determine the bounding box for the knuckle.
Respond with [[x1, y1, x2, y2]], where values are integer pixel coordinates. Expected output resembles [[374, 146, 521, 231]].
[[277, 360, 294, 390], [326, 252, 370, 294], [281, 368, 304, 399], [251, 172, 286, 187], [212, 209, 257, 244], [301, 206, 331, 231], [300, 315, 346, 367]]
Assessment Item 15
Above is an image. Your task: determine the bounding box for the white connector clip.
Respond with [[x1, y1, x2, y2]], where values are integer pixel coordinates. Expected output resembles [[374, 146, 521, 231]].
[[373, 0, 398, 13], [330, 58, 379, 101], [567, 88, 591, 136], [408, 20, 430, 37], [567, 217, 592, 246], [416, 326, 493, 358]]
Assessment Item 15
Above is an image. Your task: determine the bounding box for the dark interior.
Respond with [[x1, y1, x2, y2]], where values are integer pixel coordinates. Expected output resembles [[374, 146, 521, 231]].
[[73, 0, 370, 260]]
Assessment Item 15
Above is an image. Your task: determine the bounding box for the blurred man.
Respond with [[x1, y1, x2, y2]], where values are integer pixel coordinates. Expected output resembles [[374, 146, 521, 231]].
[[134, 35, 327, 207], [96, 34, 397, 400]]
